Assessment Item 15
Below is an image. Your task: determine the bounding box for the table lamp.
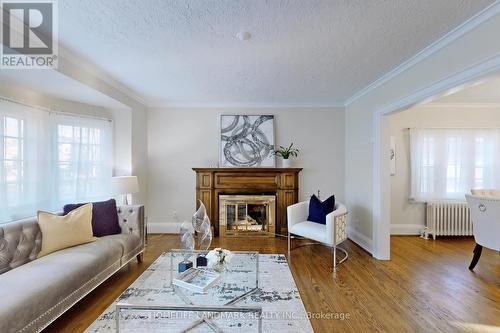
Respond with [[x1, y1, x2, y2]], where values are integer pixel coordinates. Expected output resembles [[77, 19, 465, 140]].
[[111, 176, 139, 205]]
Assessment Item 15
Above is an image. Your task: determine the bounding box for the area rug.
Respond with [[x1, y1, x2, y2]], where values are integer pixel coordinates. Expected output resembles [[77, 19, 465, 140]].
[[85, 253, 313, 333]]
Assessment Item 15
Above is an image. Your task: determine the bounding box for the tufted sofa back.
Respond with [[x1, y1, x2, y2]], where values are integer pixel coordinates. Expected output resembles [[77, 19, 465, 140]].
[[0, 205, 145, 275], [0, 217, 42, 274]]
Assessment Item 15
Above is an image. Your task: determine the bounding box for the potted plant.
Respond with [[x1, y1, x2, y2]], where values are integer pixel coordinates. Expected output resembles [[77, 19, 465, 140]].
[[274, 143, 299, 168]]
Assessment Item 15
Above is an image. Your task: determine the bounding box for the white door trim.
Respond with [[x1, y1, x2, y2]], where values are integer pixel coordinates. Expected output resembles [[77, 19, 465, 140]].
[[372, 54, 500, 260]]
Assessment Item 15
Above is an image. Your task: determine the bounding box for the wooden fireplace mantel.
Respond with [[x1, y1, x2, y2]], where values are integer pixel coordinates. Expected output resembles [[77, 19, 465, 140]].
[[193, 167, 302, 236]]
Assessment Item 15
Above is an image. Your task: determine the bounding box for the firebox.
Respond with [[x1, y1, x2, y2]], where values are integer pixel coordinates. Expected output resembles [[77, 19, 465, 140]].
[[219, 195, 276, 237]]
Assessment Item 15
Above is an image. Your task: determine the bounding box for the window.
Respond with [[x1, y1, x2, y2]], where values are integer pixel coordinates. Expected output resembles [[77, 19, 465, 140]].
[[420, 136, 434, 194], [1, 116, 25, 209], [55, 121, 109, 205], [410, 128, 500, 201], [445, 136, 462, 194], [474, 137, 485, 189], [0, 99, 112, 224]]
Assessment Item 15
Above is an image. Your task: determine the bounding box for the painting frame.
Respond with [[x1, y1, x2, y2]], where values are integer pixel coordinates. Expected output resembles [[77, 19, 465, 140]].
[[219, 114, 275, 168]]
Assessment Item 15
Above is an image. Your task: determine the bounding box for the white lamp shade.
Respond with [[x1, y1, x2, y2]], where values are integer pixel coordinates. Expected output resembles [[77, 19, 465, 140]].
[[111, 176, 139, 195]]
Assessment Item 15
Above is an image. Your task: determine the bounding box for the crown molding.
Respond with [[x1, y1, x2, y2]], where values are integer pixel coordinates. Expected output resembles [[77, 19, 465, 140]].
[[343, 1, 500, 107], [375, 54, 500, 117], [422, 102, 500, 108], [147, 102, 345, 109]]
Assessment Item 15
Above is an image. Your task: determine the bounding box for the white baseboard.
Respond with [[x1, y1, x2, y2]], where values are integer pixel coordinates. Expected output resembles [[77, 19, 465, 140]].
[[347, 228, 372, 254], [148, 222, 182, 234], [390, 224, 424, 235]]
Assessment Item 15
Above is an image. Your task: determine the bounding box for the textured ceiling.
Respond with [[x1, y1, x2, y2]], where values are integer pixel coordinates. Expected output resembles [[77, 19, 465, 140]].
[[8, 0, 498, 106]]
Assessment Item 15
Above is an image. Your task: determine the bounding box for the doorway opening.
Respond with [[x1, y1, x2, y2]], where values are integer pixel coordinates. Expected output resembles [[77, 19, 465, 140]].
[[373, 59, 500, 259]]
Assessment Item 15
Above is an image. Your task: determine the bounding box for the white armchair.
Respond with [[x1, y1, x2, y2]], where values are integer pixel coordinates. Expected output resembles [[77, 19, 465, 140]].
[[470, 188, 500, 197], [287, 200, 348, 270], [465, 194, 500, 270]]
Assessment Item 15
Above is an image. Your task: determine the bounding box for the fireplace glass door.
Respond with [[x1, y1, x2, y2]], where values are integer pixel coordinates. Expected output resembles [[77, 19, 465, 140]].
[[219, 195, 276, 237]]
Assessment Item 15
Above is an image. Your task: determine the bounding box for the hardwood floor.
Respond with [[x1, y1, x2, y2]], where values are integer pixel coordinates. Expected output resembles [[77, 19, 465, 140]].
[[44, 235, 499, 333]]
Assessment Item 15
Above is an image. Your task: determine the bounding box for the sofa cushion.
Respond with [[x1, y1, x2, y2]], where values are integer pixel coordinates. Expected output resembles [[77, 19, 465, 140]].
[[0, 238, 122, 333], [101, 233, 141, 258], [38, 204, 96, 257], [64, 199, 121, 237]]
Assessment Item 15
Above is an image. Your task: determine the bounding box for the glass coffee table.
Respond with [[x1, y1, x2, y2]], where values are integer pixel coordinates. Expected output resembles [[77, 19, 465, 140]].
[[115, 250, 262, 333]]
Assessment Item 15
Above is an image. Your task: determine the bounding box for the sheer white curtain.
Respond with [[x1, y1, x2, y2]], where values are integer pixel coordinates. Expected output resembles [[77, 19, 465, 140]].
[[50, 113, 113, 208], [0, 101, 50, 221], [0, 99, 112, 223], [410, 128, 500, 202]]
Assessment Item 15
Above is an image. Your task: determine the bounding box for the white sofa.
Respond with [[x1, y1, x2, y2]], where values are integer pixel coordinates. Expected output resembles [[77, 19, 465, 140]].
[[287, 200, 348, 269]]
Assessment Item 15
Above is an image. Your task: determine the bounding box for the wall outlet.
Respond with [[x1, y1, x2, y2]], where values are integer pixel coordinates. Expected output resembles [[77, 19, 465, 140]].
[[172, 211, 178, 222]]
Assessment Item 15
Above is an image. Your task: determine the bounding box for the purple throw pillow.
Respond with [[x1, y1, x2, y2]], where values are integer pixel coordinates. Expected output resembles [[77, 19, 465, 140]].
[[63, 199, 121, 237]]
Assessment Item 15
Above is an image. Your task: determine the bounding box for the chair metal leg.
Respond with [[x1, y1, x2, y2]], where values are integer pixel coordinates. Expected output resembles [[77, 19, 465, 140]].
[[333, 244, 337, 271], [469, 243, 483, 270], [333, 245, 349, 271], [337, 247, 349, 264], [287, 232, 291, 260]]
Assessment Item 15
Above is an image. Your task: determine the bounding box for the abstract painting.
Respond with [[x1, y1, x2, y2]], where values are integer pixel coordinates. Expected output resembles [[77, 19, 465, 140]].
[[219, 115, 275, 167]]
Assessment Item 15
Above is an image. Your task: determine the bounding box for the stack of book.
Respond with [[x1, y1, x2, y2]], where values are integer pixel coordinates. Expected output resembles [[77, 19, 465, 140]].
[[172, 268, 221, 293]]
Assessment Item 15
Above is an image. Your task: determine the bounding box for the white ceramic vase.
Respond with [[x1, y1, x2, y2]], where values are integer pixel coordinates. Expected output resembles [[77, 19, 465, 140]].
[[282, 158, 291, 168]]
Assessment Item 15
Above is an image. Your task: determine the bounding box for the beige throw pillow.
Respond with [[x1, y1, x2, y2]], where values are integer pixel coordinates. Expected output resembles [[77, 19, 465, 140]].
[[37, 203, 96, 258]]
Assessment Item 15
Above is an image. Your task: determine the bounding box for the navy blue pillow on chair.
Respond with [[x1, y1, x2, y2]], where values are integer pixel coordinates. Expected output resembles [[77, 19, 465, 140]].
[[307, 194, 335, 224]]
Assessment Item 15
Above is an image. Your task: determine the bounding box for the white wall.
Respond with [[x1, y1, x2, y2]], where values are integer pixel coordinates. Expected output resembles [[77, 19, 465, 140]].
[[389, 105, 500, 235], [345, 10, 500, 256], [111, 108, 132, 176], [130, 107, 148, 205], [147, 107, 345, 231]]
